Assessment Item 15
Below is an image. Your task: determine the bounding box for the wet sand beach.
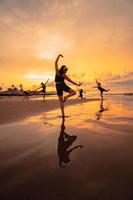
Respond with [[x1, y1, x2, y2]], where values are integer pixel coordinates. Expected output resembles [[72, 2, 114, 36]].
[[0, 96, 133, 200], [0, 97, 99, 125]]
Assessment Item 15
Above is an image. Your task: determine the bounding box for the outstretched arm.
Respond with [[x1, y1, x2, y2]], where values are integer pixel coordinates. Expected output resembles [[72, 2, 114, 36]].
[[68, 145, 83, 153], [36, 86, 41, 91], [64, 75, 82, 86], [55, 54, 63, 73], [95, 79, 99, 86], [45, 79, 49, 85]]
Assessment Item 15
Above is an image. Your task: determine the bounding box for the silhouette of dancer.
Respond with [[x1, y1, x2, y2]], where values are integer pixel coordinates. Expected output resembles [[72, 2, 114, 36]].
[[96, 100, 109, 120], [57, 118, 83, 168], [23, 90, 30, 101], [36, 79, 49, 100], [55, 54, 82, 117], [77, 88, 85, 99], [94, 79, 110, 100]]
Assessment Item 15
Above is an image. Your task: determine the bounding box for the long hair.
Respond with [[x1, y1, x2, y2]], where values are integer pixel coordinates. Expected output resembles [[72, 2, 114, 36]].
[[58, 65, 68, 75]]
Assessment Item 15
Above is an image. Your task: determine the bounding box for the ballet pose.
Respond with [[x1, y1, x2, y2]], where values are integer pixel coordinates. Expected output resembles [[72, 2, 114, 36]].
[[77, 88, 85, 99], [55, 54, 82, 117], [94, 79, 110, 100], [36, 79, 49, 100], [23, 90, 30, 101]]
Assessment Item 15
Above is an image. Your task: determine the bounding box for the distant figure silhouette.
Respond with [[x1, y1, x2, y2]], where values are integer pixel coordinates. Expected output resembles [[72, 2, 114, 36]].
[[55, 54, 82, 117], [36, 79, 49, 100], [96, 100, 109, 120], [94, 79, 110, 100], [20, 85, 30, 101], [57, 118, 83, 168], [23, 90, 30, 101], [77, 88, 85, 99]]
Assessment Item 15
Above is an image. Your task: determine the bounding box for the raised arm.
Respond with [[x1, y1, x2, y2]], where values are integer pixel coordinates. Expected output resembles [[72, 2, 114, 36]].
[[64, 75, 82, 86], [55, 54, 63, 73], [95, 79, 99, 85], [45, 79, 49, 85]]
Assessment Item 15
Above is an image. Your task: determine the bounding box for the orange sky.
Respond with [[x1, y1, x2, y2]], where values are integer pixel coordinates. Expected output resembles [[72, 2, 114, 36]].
[[0, 0, 133, 90]]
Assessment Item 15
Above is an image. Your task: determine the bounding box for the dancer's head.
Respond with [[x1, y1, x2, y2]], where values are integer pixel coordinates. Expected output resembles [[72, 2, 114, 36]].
[[41, 82, 44, 86], [98, 82, 101, 87], [59, 65, 68, 75]]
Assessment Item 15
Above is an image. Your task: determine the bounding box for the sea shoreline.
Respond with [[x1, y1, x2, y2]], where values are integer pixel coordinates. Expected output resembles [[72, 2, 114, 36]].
[[0, 98, 100, 125]]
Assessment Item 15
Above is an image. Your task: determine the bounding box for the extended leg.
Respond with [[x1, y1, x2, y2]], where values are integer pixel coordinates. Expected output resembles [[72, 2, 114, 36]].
[[105, 89, 110, 92]]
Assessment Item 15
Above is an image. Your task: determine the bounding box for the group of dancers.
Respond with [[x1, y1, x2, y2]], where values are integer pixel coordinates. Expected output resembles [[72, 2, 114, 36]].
[[22, 79, 49, 101], [22, 54, 110, 117], [55, 54, 109, 117]]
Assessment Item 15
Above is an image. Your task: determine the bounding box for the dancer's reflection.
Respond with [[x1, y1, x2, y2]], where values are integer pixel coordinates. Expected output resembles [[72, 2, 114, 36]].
[[57, 118, 83, 168], [96, 100, 109, 120]]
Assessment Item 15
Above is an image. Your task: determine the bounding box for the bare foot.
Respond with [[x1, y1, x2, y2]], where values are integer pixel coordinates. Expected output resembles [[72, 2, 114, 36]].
[[61, 115, 65, 119]]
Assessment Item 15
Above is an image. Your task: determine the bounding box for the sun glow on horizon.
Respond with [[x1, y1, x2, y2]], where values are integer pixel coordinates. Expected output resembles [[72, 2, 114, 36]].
[[0, 0, 133, 89], [24, 73, 54, 81]]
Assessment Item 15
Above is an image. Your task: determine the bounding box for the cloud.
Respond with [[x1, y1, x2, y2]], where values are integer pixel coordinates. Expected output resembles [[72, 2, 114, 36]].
[[112, 79, 133, 87], [0, 0, 133, 86], [105, 71, 133, 87]]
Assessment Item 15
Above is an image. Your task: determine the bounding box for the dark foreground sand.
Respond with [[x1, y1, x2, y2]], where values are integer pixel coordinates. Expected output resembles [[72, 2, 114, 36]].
[[0, 98, 99, 125], [0, 96, 133, 200]]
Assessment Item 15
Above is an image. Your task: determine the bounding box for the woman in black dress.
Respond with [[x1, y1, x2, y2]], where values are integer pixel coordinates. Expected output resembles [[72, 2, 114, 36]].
[[36, 79, 49, 100], [55, 54, 82, 117], [94, 79, 110, 100]]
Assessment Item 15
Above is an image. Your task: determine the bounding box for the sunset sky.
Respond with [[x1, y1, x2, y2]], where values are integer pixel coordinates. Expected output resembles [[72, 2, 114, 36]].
[[0, 0, 133, 90]]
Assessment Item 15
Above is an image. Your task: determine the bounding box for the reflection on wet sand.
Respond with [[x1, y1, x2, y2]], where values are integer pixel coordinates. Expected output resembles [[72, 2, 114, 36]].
[[96, 100, 109, 120], [0, 97, 133, 200], [57, 118, 83, 168]]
